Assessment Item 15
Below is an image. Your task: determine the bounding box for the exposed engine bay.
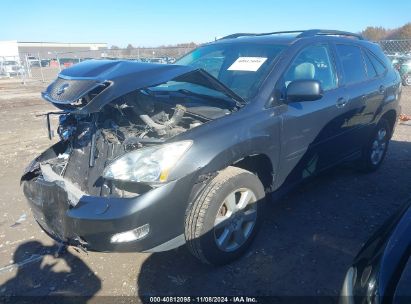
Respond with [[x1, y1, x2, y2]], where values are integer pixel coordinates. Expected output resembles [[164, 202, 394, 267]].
[[22, 61, 245, 204], [58, 88, 232, 146], [33, 86, 234, 201]]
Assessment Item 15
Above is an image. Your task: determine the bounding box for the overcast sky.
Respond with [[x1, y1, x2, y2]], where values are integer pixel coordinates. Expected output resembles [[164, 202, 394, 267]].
[[1, 0, 410, 47]]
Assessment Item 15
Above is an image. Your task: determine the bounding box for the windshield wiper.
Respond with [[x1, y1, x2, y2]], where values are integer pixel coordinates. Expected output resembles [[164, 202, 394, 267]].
[[175, 89, 243, 109]]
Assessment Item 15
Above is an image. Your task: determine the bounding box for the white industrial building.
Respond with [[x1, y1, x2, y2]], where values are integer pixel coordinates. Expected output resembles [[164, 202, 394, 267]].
[[0, 40, 108, 61], [0, 41, 20, 61]]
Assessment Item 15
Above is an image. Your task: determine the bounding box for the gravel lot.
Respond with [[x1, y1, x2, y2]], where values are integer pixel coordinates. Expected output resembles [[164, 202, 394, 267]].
[[0, 79, 410, 301]]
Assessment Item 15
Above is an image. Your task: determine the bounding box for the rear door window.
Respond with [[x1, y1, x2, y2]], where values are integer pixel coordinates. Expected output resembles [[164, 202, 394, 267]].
[[335, 44, 367, 84]]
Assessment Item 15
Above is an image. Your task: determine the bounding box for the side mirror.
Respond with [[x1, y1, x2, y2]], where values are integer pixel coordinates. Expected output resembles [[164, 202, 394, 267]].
[[286, 79, 323, 102]]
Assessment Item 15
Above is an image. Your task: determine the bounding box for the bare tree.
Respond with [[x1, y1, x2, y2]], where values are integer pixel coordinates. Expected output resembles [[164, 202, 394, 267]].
[[361, 26, 389, 41], [125, 44, 134, 57], [389, 23, 411, 39]]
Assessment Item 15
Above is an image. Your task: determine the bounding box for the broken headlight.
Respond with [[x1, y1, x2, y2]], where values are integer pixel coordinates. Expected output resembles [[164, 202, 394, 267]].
[[103, 141, 192, 183], [57, 114, 76, 141]]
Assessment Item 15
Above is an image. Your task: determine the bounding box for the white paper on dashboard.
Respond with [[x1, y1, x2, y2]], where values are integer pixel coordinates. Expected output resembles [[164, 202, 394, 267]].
[[227, 57, 268, 72]]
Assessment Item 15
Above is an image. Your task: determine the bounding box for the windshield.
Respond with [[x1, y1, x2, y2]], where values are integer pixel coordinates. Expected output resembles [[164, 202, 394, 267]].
[[151, 81, 229, 99], [176, 43, 286, 100], [147, 80, 239, 109]]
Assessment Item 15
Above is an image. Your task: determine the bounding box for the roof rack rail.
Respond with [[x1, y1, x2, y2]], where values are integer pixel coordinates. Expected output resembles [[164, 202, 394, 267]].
[[219, 29, 364, 40], [297, 29, 364, 40], [219, 30, 306, 40]]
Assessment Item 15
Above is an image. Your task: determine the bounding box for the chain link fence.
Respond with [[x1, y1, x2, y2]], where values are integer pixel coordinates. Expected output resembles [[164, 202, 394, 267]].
[[2, 40, 411, 84], [1, 46, 195, 83], [376, 39, 411, 56], [376, 39, 411, 87]]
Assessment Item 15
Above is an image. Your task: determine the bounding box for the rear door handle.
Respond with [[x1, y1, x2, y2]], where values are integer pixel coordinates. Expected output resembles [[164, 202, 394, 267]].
[[336, 97, 348, 108]]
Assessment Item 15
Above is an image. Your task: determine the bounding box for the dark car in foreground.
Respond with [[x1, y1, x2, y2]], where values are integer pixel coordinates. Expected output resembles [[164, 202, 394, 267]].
[[340, 199, 411, 304], [21, 30, 401, 265]]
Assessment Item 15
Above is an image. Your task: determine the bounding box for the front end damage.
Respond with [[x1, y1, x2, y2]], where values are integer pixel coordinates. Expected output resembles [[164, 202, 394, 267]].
[[21, 60, 243, 252]]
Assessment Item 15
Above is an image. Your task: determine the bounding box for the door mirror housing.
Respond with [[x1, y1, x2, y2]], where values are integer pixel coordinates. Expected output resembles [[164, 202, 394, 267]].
[[286, 79, 323, 102]]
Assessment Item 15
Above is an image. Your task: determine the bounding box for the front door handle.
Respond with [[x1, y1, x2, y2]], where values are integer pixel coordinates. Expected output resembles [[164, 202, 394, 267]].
[[336, 97, 348, 108]]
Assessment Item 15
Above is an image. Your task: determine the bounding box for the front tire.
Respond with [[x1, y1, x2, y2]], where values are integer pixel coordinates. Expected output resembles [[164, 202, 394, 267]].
[[359, 119, 391, 172], [185, 166, 265, 265]]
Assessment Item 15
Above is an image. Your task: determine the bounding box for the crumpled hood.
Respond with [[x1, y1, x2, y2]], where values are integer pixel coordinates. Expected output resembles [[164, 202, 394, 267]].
[[42, 60, 244, 114], [60, 60, 195, 80]]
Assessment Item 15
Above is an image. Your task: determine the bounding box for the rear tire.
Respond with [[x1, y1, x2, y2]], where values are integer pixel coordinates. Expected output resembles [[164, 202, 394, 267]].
[[359, 119, 391, 173], [185, 166, 265, 265]]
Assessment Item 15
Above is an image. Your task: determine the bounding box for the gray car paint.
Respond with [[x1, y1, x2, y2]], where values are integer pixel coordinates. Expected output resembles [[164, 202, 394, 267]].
[[22, 34, 401, 252], [168, 36, 400, 190]]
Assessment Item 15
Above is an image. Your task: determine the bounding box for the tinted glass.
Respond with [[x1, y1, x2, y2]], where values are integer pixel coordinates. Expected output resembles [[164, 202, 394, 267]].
[[363, 51, 378, 78], [282, 44, 337, 91], [336, 44, 367, 84], [177, 43, 286, 100], [368, 51, 387, 75], [149, 80, 229, 101], [394, 256, 411, 304], [177, 49, 225, 79]]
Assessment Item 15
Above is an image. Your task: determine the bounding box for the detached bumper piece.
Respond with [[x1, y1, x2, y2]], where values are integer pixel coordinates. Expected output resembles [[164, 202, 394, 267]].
[[23, 177, 72, 242], [22, 173, 191, 253]]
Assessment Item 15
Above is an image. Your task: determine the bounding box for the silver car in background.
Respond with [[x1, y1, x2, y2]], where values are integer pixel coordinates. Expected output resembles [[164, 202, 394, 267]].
[[0, 60, 24, 77]]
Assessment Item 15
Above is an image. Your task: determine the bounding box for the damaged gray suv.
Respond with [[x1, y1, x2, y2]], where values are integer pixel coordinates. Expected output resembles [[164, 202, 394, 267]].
[[22, 30, 401, 265]]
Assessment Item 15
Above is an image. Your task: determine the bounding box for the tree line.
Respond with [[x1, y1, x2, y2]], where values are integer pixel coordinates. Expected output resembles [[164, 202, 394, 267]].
[[362, 23, 411, 41], [111, 42, 198, 50], [110, 23, 411, 49]]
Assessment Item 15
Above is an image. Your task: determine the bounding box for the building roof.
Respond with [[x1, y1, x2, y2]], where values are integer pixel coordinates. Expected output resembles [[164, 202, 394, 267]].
[[17, 42, 107, 48], [12, 41, 108, 59]]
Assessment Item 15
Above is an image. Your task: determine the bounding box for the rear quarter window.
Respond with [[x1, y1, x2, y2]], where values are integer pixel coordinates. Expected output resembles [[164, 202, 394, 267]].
[[335, 44, 367, 84], [367, 51, 387, 76], [363, 50, 378, 79], [367, 44, 392, 68]]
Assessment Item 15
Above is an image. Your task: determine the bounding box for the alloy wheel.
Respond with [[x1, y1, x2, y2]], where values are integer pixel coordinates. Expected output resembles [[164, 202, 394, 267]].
[[213, 188, 257, 252]]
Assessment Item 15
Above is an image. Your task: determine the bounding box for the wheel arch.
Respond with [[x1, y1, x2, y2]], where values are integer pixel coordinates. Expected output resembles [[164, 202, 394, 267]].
[[231, 154, 274, 191], [194, 151, 276, 194]]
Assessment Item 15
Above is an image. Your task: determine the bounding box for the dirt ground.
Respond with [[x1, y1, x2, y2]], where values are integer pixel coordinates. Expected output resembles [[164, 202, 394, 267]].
[[0, 78, 410, 302]]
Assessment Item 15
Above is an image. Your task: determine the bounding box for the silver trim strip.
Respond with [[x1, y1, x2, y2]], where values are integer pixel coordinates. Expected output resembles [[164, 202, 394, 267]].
[[143, 234, 186, 252]]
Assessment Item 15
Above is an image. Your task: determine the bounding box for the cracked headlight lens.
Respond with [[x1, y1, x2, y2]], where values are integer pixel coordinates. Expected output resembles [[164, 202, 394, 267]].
[[103, 141, 192, 183]]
